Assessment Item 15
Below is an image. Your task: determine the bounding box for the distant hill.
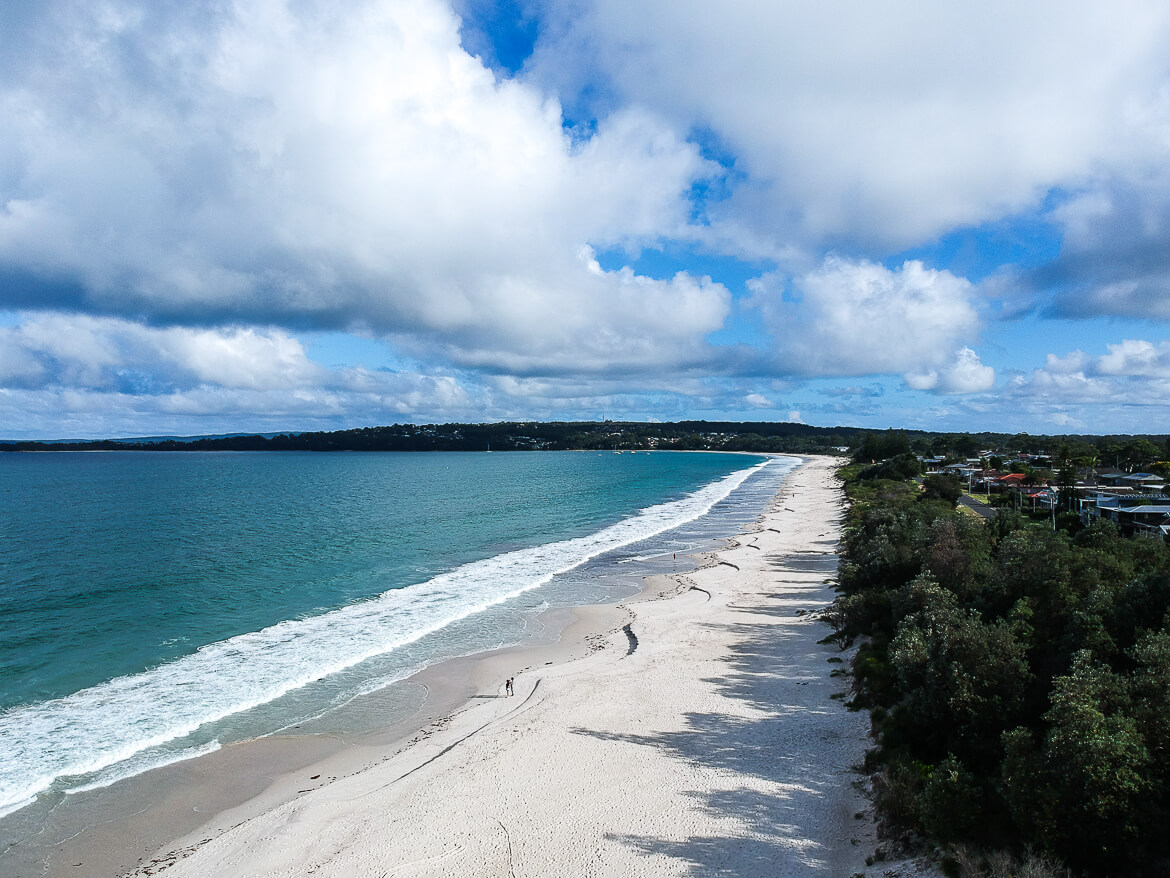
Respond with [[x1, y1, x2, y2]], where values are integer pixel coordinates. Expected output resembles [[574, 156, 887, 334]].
[[0, 421, 860, 454], [2, 422, 1167, 457]]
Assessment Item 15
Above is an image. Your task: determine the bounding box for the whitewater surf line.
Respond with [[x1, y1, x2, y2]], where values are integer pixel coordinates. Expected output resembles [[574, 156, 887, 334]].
[[0, 458, 776, 818]]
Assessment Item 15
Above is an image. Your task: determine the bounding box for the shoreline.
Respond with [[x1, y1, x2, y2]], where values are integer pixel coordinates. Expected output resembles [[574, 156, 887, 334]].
[[4, 454, 873, 877], [0, 589, 651, 878], [145, 455, 873, 877], [0, 461, 780, 878]]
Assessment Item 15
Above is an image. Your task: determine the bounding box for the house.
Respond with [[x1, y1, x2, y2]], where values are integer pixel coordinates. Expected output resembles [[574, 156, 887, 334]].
[[1081, 492, 1168, 524], [1100, 504, 1170, 539], [1095, 469, 1132, 487], [1121, 473, 1165, 492], [1024, 488, 1057, 510], [971, 469, 1003, 491], [943, 463, 979, 480], [991, 473, 1027, 493]]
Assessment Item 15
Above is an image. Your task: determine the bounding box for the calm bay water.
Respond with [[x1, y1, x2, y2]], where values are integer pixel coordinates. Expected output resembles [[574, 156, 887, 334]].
[[0, 450, 796, 818]]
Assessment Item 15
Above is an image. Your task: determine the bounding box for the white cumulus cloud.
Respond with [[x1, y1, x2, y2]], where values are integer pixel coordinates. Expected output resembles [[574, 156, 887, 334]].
[[0, 315, 323, 392], [0, 0, 722, 377], [1096, 339, 1170, 377], [1006, 338, 1170, 421], [904, 347, 996, 394], [750, 257, 983, 386], [528, 0, 1170, 254], [744, 392, 771, 408]]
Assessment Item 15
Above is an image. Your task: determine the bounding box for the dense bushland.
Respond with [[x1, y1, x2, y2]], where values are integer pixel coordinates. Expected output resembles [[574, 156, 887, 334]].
[[832, 462, 1170, 876]]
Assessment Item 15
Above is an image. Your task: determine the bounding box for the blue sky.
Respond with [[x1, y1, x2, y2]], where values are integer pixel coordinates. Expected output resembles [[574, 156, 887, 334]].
[[2, 0, 1170, 438]]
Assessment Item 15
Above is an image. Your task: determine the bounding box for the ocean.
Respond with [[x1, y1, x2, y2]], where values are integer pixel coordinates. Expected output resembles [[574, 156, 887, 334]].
[[0, 450, 797, 821]]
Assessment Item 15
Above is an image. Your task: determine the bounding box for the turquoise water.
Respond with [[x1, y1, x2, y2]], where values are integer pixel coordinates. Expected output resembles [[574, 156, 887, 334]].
[[0, 450, 795, 817]]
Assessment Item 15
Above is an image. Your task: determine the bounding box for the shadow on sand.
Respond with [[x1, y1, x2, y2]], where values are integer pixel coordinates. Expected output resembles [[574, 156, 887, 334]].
[[570, 555, 867, 876]]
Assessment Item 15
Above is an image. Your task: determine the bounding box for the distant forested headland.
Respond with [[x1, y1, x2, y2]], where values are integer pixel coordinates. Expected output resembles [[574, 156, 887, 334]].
[[4, 421, 1169, 457], [0, 420, 859, 453]]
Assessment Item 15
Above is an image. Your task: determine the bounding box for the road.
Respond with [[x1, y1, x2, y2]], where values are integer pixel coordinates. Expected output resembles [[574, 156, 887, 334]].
[[958, 494, 998, 520]]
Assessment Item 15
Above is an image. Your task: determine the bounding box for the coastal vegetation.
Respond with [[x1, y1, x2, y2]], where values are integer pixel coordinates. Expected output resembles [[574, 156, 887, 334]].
[[831, 445, 1170, 876], [0, 420, 860, 453]]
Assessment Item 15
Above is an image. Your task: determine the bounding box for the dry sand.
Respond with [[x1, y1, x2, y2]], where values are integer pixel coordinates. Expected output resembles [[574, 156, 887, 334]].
[[126, 455, 881, 877]]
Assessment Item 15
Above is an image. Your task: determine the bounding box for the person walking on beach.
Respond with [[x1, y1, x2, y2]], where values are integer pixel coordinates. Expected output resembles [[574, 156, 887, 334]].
[[505, 677, 514, 696]]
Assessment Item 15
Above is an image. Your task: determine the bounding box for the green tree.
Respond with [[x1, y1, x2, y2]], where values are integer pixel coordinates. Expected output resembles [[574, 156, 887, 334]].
[[888, 602, 1031, 772], [1124, 438, 1162, 471], [1005, 652, 1149, 871], [921, 473, 962, 504], [1128, 630, 1170, 778], [922, 516, 990, 599], [855, 430, 912, 462]]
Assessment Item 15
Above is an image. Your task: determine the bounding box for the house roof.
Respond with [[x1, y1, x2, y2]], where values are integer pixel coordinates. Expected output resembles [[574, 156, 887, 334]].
[[1090, 469, 1122, 479], [999, 473, 1027, 482]]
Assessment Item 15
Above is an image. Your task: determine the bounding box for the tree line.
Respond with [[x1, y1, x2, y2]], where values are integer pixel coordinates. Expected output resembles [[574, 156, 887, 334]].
[[0, 420, 863, 453], [829, 453, 1170, 875], [5, 423, 1170, 464]]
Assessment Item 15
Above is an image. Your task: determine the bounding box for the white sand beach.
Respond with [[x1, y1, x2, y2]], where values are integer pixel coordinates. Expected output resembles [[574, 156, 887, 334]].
[[125, 455, 876, 877]]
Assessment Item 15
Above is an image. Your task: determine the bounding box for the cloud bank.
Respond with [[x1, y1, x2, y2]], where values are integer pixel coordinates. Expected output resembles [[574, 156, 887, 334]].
[[2, 0, 1170, 435], [527, 0, 1170, 254], [0, 0, 723, 371]]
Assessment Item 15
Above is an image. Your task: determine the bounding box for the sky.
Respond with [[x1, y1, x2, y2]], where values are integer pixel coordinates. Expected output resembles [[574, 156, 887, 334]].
[[3, 1, 1170, 439]]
